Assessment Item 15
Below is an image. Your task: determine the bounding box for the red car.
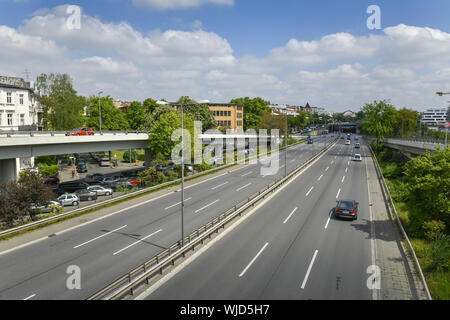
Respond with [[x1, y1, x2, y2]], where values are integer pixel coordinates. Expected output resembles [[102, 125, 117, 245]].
[[66, 127, 95, 136]]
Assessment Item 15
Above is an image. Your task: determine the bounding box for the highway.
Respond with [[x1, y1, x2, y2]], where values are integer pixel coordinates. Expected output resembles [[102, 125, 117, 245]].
[[143, 137, 374, 300], [0, 134, 335, 300]]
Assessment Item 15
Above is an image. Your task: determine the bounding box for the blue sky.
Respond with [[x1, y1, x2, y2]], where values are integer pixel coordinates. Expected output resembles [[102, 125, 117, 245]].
[[1, 0, 450, 111]]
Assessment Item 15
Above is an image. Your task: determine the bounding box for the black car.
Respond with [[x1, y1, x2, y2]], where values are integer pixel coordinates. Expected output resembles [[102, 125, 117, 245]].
[[77, 162, 88, 173], [57, 181, 90, 195], [75, 189, 98, 201], [85, 173, 105, 184], [334, 200, 359, 220]]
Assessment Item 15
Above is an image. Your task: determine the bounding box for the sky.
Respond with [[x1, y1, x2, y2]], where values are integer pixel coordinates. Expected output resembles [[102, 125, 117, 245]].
[[1, 0, 450, 112]]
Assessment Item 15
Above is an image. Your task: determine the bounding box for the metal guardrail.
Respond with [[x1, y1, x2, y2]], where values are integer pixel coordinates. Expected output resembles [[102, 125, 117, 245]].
[[87, 136, 338, 300], [0, 135, 315, 238], [0, 130, 150, 138], [368, 142, 433, 300]]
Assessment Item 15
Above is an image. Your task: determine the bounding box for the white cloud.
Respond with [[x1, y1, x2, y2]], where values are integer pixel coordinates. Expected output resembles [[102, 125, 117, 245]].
[[132, 0, 234, 11], [1, 6, 450, 112]]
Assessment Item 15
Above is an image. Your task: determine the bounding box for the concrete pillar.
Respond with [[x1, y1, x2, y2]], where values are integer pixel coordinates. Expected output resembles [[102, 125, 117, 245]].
[[0, 158, 19, 184], [144, 148, 151, 167]]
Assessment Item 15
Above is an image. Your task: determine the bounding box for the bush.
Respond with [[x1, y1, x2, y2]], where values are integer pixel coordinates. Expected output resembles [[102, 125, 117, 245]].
[[429, 233, 450, 273], [382, 163, 403, 179], [387, 180, 410, 202], [123, 150, 138, 163], [195, 163, 214, 172], [423, 220, 446, 241], [165, 170, 179, 181], [35, 156, 57, 166], [39, 165, 59, 178]]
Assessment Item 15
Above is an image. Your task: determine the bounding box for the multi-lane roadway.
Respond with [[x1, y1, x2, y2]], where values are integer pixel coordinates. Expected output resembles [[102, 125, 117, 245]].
[[143, 137, 374, 300], [0, 134, 336, 300]]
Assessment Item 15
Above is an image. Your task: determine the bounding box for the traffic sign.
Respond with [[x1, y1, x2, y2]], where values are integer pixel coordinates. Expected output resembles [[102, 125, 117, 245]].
[[444, 121, 449, 128]]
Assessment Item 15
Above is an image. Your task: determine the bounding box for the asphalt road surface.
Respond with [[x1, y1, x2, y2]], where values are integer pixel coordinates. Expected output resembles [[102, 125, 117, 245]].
[[144, 138, 374, 300], [0, 134, 336, 300]]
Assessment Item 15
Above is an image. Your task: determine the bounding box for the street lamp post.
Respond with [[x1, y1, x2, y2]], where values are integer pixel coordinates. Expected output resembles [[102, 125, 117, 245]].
[[181, 104, 185, 247], [284, 112, 288, 177], [98, 91, 103, 134], [435, 92, 450, 149]]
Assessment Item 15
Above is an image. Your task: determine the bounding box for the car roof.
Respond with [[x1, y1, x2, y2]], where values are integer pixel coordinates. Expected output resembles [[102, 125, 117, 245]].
[[338, 200, 356, 207]]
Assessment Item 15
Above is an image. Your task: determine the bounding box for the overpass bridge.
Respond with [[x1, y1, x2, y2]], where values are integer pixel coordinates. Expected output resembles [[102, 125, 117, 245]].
[[367, 136, 446, 158], [0, 132, 150, 183]]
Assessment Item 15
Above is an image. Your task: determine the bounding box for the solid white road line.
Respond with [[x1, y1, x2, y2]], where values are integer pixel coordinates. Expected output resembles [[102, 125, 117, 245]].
[[317, 174, 323, 181], [325, 166, 329, 172], [236, 183, 252, 192], [241, 171, 253, 177], [283, 207, 298, 224], [211, 181, 229, 190], [23, 294, 36, 300], [113, 229, 162, 256], [305, 187, 314, 197], [239, 242, 269, 277], [301, 250, 318, 289], [194, 199, 220, 213], [336, 188, 341, 199], [341, 176, 346, 183], [73, 225, 128, 249], [164, 197, 192, 210]]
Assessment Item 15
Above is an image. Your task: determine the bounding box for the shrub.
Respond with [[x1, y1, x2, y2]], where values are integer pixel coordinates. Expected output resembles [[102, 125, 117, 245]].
[[382, 163, 403, 179], [123, 150, 138, 163], [35, 156, 57, 166], [387, 180, 410, 202], [429, 233, 450, 273], [39, 165, 59, 178], [165, 170, 179, 181], [423, 220, 446, 241]]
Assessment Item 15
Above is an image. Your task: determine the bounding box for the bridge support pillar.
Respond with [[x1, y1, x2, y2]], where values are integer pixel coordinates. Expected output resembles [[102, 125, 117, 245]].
[[144, 148, 151, 167], [0, 158, 19, 184]]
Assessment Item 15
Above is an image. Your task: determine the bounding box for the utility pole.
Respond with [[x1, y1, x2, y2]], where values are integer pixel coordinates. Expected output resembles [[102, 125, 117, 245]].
[[98, 91, 103, 134], [285, 112, 288, 177], [181, 104, 185, 247]]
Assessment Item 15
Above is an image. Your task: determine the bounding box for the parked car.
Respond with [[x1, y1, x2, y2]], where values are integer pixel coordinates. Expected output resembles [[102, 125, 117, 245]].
[[76, 162, 88, 173], [353, 154, 362, 161], [65, 127, 95, 136], [99, 176, 121, 186], [57, 181, 89, 195], [75, 189, 98, 201], [43, 176, 60, 185], [334, 200, 359, 220], [99, 158, 110, 167], [58, 193, 80, 207], [31, 201, 62, 214], [87, 185, 113, 196], [85, 173, 105, 184]]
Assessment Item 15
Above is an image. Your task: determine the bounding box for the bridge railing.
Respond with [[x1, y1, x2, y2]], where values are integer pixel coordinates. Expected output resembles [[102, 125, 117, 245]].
[[0, 130, 150, 138]]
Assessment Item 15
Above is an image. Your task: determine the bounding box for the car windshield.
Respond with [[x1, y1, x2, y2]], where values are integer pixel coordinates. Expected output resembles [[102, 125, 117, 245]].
[[339, 201, 354, 209]]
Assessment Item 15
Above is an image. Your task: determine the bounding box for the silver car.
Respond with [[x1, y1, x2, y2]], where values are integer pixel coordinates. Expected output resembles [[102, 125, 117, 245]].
[[87, 185, 113, 196], [57, 193, 80, 206], [31, 201, 63, 213]]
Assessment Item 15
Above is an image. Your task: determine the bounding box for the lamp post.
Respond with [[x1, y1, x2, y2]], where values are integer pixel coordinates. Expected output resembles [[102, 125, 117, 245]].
[[284, 111, 288, 177], [181, 104, 185, 247], [98, 91, 103, 134]]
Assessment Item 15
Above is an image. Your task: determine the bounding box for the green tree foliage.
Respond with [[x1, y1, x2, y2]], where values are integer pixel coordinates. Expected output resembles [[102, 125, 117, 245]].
[[360, 100, 397, 139], [123, 150, 138, 163], [182, 104, 217, 131], [39, 165, 59, 178], [139, 105, 175, 131], [86, 96, 129, 130], [35, 73, 86, 130], [259, 111, 286, 133], [148, 112, 195, 160], [230, 97, 271, 130], [392, 108, 420, 137], [404, 148, 450, 226], [143, 98, 159, 114], [176, 96, 197, 105], [126, 101, 146, 130]]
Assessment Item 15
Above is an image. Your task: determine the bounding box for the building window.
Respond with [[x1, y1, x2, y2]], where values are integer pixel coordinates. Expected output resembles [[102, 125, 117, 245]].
[[20, 114, 25, 126], [7, 92, 12, 104], [237, 106, 242, 111], [237, 121, 242, 127], [220, 111, 224, 117], [228, 111, 231, 117], [7, 113, 13, 126], [19, 94, 24, 105], [228, 120, 231, 126], [237, 113, 242, 119]]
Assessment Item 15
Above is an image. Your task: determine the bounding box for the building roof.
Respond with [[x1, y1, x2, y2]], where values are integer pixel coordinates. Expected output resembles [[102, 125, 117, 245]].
[[0, 76, 32, 91]]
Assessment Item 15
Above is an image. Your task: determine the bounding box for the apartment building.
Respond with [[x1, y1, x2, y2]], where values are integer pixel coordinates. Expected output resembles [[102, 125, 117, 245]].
[[0, 76, 42, 131], [420, 107, 449, 126]]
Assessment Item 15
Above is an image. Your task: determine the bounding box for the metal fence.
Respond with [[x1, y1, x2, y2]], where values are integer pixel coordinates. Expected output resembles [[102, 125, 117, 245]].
[[87, 136, 339, 300]]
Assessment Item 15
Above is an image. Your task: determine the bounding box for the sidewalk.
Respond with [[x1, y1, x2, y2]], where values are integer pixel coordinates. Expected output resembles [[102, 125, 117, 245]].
[[365, 144, 428, 300], [0, 162, 248, 255]]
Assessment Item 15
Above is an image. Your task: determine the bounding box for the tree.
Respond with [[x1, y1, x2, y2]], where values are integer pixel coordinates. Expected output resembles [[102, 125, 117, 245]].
[[35, 73, 86, 130], [230, 97, 271, 130], [148, 112, 195, 160], [85, 96, 129, 130], [182, 104, 217, 131], [139, 105, 175, 131], [360, 100, 397, 140], [126, 101, 146, 130], [404, 148, 450, 226], [259, 111, 286, 132], [176, 96, 197, 105], [392, 108, 420, 137], [143, 98, 159, 114]]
